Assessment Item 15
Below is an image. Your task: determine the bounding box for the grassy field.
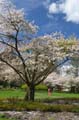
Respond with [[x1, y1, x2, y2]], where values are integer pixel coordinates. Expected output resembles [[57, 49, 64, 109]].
[[0, 89, 25, 99], [36, 91, 79, 99], [0, 89, 79, 99], [0, 89, 79, 116]]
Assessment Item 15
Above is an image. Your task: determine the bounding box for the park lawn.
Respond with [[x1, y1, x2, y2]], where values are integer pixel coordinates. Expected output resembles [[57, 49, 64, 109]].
[[0, 89, 25, 99], [35, 90, 79, 99], [0, 89, 79, 99]]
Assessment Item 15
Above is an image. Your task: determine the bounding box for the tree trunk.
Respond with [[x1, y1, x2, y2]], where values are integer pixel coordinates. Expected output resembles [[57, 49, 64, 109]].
[[24, 84, 35, 101], [75, 67, 79, 77], [70, 86, 76, 93]]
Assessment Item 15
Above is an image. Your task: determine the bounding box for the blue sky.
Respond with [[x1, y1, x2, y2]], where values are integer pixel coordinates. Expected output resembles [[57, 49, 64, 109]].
[[13, 0, 79, 38]]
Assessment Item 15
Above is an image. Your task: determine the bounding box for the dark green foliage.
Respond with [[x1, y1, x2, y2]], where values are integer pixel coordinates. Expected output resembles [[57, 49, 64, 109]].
[[37, 97, 79, 103], [9, 80, 19, 88], [0, 80, 8, 88]]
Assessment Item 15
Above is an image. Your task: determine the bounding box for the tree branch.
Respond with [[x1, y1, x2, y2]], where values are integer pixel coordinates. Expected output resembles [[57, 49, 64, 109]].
[[0, 40, 15, 49], [35, 57, 69, 85], [13, 30, 31, 84], [0, 31, 31, 84], [35, 62, 54, 83], [0, 57, 26, 82]]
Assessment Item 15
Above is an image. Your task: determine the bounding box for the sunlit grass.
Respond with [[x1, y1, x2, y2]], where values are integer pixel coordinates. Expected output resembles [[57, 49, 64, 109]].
[[35, 90, 79, 99], [0, 89, 79, 100], [0, 89, 25, 99]]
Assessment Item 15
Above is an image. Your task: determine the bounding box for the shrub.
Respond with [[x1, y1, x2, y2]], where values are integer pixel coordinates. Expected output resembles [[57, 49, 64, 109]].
[[35, 84, 47, 91], [0, 98, 79, 112], [21, 84, 48, 91], [21, 84, 28, 90]]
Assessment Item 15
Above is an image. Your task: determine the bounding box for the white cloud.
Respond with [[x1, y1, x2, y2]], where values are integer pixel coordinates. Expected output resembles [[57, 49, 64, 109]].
[[48, 0, 79, 24], [49, 3, 59, 13]]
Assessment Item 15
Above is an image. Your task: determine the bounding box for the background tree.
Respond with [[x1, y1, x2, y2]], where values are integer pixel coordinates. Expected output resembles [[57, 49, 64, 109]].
[[0, 0, 79, 101], [70, 56, 79, 77]]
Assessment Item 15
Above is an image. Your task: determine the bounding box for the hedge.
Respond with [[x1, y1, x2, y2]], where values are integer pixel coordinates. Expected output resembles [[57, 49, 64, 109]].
[[0, 98, 79, 112], [21, 84, 48, 91]]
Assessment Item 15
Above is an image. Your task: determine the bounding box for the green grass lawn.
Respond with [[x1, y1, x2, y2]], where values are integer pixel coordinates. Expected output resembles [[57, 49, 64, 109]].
[[36, 91, 79, 99], [35, 90, 79, 99], [0, 89, 79, 113], [0, 89, 79, 100], [0, 89, 25, 99]]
